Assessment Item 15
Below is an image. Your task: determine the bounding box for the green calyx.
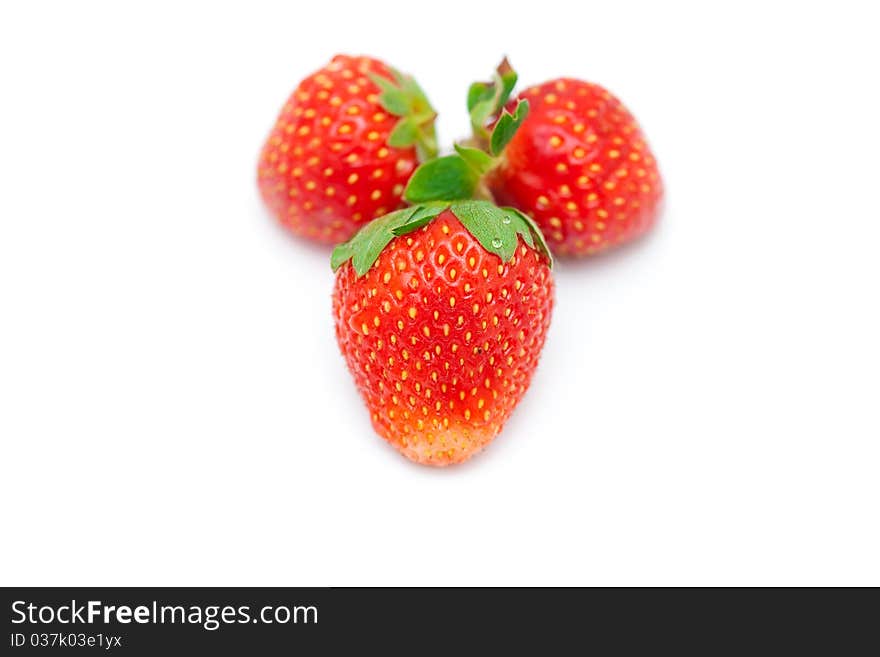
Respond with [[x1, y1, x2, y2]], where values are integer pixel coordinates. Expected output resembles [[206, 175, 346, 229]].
[[402, 58, 528, 205], [370, 69, 438, 162], [331, 200, 552, 277], [401, 100, 528, 204], [467, 56, 519, 143]]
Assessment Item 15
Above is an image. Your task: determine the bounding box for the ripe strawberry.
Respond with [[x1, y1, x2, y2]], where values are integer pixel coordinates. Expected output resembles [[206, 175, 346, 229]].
[[487, 77, 663, 256], [257, 55, 437, 244], [331, 201, 553, 466], [459, 60, 662, 256]]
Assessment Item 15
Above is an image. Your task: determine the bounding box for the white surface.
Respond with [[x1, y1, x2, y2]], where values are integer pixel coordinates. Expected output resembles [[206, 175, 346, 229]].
[[1, 1, 878, 586]]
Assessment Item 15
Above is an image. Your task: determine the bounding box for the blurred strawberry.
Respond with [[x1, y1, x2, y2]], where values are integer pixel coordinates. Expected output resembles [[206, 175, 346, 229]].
[[463, 59, 662, 256], [258, 55, 436, 244]]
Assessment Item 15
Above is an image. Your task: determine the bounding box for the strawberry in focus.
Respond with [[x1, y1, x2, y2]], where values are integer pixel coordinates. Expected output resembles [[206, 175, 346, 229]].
[[332, 203, 553, 466], [258, 55, 437, 244]]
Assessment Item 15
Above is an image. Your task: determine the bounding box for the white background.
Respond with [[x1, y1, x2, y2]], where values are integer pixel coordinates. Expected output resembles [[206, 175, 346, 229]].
[[1, 1, 878, 586]]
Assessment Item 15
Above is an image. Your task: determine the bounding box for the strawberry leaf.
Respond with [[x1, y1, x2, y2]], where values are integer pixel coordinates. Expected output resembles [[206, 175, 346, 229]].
[[331, 207, 416, 276], [450, 201, 516, 262], [331, 204, 455, 277], [387, 117, 419, 147], [403, 155, 479, 203], [330, 241, 356, 272], [497, 67, 518, 109], [370, 74, 410, 116], [467, 57, 520, 138], [390, 202, 447, 236], [467, 81, 493, 113], [454, 144, 495, 175], [501, 206, 553, 265], [469, 95, 497, 138], [369, 70, 438, 161], [490, 99, 529, 156], [450, 200, 553, 267]]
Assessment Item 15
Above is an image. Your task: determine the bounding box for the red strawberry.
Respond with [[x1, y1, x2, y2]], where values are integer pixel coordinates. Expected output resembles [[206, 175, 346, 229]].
[[257, 55, 437, 244], [488, 78, 662, 256], [331, 201, 553, 466], [460, 60, 662, 256]]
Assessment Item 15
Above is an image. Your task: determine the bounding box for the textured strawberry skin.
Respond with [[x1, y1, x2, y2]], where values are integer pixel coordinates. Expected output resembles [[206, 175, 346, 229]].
[[257, 55, 417, 244], [332, 210, 554, 466], [489, 79, 663, 256]]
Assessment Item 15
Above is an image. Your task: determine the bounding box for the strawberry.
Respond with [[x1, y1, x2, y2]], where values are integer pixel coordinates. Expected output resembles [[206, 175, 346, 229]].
[[257, 55, 437, 244], [331, 201, 553, 466], [489, 79, 662, 256], [460, 59, 662, 256]]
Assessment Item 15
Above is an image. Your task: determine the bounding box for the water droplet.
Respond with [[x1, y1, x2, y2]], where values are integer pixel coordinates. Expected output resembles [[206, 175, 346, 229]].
[[491, 238, 502, 248], [501, 215, 511, 224]]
